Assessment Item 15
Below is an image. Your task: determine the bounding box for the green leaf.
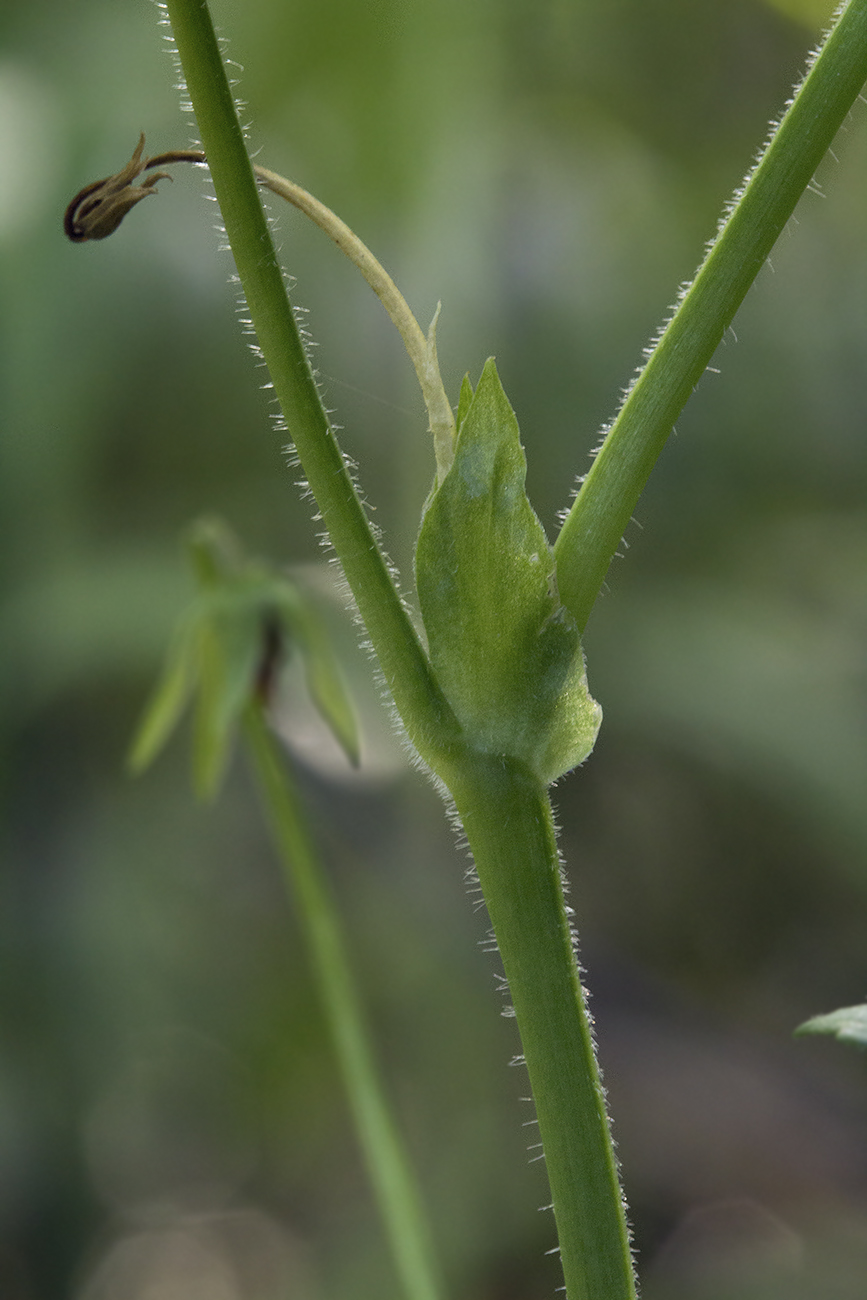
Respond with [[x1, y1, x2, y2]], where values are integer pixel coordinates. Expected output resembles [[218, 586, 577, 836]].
[[187, 516, 237, 587], [415, 359, 601, 784], [191, 591, 262, 798], [127, 613, 198, 774], [455, 373, 474, 433], [129, 519, 360, 797], [277, 591, 361, 767], [796, 1004, 867, 1048]]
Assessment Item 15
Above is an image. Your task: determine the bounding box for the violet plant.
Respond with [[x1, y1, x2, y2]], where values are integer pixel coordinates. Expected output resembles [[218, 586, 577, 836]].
[[66, 1, 867, 1296]]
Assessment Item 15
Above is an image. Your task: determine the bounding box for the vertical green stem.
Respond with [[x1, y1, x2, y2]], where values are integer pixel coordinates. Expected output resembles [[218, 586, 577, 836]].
[[243, 706, 444, 1300], [163, 0, 457, 760], [446, 753, 637, 1300], [154, 6, 867, 1300], [163, 3, 638, 1293], [554, 0, 867, 631]]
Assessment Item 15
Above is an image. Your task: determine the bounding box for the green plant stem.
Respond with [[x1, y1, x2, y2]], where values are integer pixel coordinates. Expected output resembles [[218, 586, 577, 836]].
[[144, 149, 456, 474], [243, 705, 444, 1300], [159, 6, 867, 1299], [164, 0, 458, 764], [162, 3, 643, 1294], [445, 753, 636, 1300], [255, 167, 456, 479], [554, 0, 867, 631]]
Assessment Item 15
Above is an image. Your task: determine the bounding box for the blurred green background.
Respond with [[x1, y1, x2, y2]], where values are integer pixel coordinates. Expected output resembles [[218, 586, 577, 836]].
[[2, 0, 867, 1296]]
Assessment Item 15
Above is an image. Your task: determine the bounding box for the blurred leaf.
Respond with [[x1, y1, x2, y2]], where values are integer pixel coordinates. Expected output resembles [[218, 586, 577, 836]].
[[796, 1004, 867, 1047], [191, 593, 263, 799], [129, 519, 360, 799], [188, 517, 240, 588], [128, 613, 199, 775], [278, 592, 361, 768], [415, 359, 601, 783]]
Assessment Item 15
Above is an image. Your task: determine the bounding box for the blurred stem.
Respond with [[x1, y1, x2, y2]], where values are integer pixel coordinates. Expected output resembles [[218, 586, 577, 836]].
[[243, 705, 444, 1300], [445, 753, 636, 1300], [554, 0, 867, 631], [163, 0, 459, 766]]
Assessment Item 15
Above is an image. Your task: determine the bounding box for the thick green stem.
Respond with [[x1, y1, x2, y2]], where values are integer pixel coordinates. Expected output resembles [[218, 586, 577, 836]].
[[243, 707, 444, 1300], [446, 753, 636, 1300], [163, 0, 459, 763], [554, 0, 867, 631], [161, 5, 637, 1294], [156, 7, 867, 1300]]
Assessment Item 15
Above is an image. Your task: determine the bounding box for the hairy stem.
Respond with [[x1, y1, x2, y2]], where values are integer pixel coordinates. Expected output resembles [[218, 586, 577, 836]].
[[143, 151, 456, 479], [445, 753, 636, 1300], [554, 0, 867, 631], [161, 5, 638, 1295], [163, 0, 459, 765], [256, 167, 456, 479]]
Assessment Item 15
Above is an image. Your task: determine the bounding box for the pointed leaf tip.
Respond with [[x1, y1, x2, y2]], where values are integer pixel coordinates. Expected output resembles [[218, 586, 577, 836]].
[[129, 518, 361, 798], [415, 359, 601, 784], [796, 1003, 867, 1048], [127, 615, 198, 774], [289, 598, 361, 767]]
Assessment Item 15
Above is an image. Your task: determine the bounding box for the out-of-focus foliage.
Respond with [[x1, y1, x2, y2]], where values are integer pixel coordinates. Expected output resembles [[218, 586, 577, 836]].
[[128, 517, 360, 798], [1, 1, 866, 1298], [798, 1004, 867, 1048]]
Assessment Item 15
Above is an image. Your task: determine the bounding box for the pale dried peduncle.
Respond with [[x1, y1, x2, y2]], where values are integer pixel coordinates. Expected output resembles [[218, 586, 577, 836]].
[[65, 138, 456, 482], [256, 168, 455, 481]]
